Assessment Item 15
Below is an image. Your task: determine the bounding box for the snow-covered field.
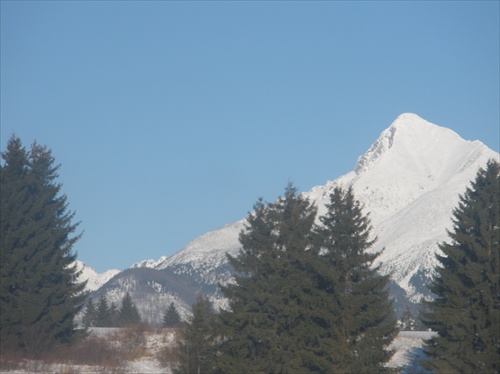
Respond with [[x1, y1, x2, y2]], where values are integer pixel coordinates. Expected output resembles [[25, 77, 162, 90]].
[[0, 360, 170, 374], [0, 328, 176, 374], [1, 330, 434, 373]]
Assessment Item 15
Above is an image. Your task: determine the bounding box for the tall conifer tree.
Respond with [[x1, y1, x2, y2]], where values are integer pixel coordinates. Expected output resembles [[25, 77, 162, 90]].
[[217, 184, 320, 373], [95, 295, 112, 327], [0, 136, 86, 354], [162, 302, 182, 327], [423, 160, 500, 373], [117, 292, 141, 327], [312, 186, 397, 372], [82, 298, 97, 328], [174, 295, 217, 374], [0, 137, 30, 350]]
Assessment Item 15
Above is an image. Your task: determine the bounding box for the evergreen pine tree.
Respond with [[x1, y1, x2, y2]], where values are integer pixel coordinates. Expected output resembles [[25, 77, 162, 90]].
[[109, 301, 118, 327], [215, 183, 397, 373], [311, 186, 397, 372], [95, 295, 112, 327], [117, 292, 141, 327], [423, 160, 500, 373], [82, 299, 97, 328], [162, 302, 182, 327], [0, 137, 30, 350], [217, 183, 321, 373], [0, 136, 86, 354], [174, 295, 217, 374]]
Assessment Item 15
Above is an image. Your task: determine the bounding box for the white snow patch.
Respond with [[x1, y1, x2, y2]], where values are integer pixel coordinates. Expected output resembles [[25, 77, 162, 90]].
[[386, 330, 437, 373], [71, 260, 120, 292], [131, 256, 168, 269]]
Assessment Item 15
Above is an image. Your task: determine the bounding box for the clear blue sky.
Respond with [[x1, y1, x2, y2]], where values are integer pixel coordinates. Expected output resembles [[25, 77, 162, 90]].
[[1, 1, 498, 273]]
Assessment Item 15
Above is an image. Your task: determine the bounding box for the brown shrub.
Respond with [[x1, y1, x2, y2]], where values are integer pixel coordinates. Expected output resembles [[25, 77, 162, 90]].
[[0, 348, 24, 371], [156, 326, 183, 369], [1, 325, 163, 372], [110, 325, 148, 360], [41, 334, 123, 369]]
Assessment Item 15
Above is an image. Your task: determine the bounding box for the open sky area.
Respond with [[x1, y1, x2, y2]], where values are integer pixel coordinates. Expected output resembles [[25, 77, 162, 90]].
[[1, 1, 499, 273]]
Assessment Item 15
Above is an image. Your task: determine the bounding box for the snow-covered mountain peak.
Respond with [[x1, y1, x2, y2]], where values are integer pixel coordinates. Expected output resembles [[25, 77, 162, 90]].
[[88, 113, 498, 310], [155, 114, 496, 297], [131, 256, 168, 269], [354, 113, 465, 176], [306, 114, 498, 300], [391, 112, 429, 127], [71, 260, 121, 292], [327, 119, 488, 230], [353, 113, 485, 189], [158, 220, 246, 271]]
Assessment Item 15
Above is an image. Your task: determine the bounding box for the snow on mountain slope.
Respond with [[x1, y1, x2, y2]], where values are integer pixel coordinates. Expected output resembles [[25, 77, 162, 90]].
[[72, 260, 121, 292], [135, 113, 499, 302], [307, 113, 498, 300], [322, 113, 487, 224], [131, 256, 168, 269], [157, 221, 245, 271], [89, 268, 197, 325]]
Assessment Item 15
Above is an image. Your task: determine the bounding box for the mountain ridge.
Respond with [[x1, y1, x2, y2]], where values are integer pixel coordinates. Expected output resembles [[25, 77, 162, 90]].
[[134, 113, 498, 297], [73, 261, 121, 292], [306, 113, 496, 301], [78, 113, 498, 319]]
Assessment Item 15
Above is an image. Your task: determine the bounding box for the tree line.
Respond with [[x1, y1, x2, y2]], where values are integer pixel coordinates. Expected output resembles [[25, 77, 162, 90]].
[[1, 135, 498, 373], [82, 292, 141, 328], [82, 292, 182, 329], [174, 183, 398, 373]]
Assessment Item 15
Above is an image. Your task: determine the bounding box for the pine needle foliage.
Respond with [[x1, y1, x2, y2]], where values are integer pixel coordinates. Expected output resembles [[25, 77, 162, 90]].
[[0, 136, 86, 355], [163, 301, 182, 327], [95, 295, 113, 328], [217, 183, 319, 373], [312, 186, 397, 373], [174, 295, 217, 374], [216, 184, 396, 373], [423, 160, 500, 373], [82, 298, 97, 328], [118, 292, 141, 327]]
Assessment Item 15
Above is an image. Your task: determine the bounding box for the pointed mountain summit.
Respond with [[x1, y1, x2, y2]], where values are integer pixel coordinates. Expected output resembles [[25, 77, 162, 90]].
[[355, 113, 467, 175], [307, 113, 497, 301], [72, 261, 121, 292], [318, 113, 491, 223], [134, 113, 498, 309]]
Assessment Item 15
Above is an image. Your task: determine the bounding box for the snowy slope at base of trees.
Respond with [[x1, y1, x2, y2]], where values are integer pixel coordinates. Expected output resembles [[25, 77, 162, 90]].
[[387, 331, 437, 373]]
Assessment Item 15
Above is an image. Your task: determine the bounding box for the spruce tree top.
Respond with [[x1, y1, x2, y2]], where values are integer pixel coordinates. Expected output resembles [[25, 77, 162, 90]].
[[0, 135, 86, 352], [162, 302, 181, 327], [423, 159, 500, 373]]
